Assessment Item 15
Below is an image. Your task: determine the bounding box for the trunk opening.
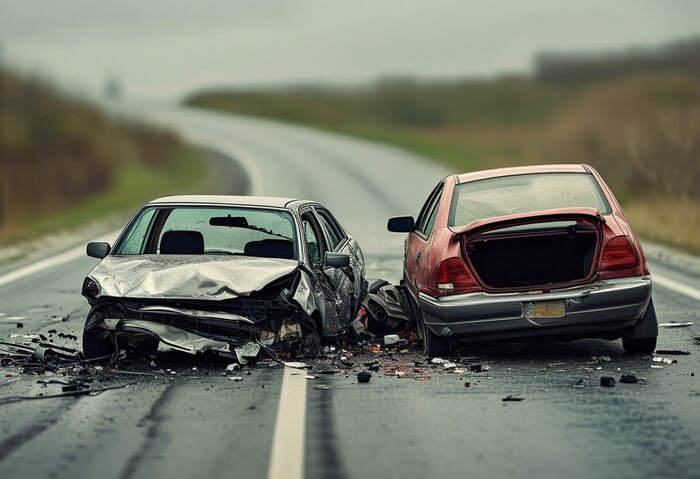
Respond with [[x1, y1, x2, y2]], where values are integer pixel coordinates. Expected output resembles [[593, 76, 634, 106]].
[[466, 221, 599, 290]]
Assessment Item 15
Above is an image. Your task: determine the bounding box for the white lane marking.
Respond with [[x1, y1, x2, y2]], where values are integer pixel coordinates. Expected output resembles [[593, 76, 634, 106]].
[[654, 274, 700, 302], [268, 367, 307, 479], [0, 232, 118, 288]]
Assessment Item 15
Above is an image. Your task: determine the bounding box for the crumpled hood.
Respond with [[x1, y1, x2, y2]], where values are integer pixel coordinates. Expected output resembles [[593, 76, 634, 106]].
[[89, 255, 299, 300]]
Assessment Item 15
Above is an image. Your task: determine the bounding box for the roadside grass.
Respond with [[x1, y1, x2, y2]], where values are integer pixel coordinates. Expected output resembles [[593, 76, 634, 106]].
[[186, 71, 700, 253], [27, 146, 207, 239]]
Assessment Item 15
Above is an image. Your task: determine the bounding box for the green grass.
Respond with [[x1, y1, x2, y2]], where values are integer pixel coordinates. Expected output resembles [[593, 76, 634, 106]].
[[28, 146, 207, 238]]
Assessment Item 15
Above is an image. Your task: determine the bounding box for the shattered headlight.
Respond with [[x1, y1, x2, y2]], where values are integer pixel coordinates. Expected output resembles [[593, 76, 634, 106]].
[[81, 277, 100, 299]]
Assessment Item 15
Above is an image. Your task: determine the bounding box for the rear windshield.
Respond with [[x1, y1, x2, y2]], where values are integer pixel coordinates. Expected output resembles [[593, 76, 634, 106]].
[[113, 206, 297, 258], [449, 173, 611, 227]]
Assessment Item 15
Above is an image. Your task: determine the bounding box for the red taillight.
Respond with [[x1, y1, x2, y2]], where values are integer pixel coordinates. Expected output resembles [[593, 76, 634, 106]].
[[600, 236, 639, 271], [435, 257, 477, 295]]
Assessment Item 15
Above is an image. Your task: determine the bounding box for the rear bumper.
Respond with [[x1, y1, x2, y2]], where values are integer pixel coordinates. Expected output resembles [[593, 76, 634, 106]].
[[417, 276, 652, 341]]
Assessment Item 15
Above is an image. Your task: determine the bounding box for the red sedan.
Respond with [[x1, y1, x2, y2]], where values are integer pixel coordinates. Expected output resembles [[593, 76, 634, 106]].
[[389, 164, 657, 356]]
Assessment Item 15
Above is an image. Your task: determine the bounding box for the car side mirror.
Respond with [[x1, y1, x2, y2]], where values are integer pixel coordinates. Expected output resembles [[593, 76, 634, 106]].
[[387, 216, 415, 233], [325, 251, 350, 268], [87, 242, 111, 259]]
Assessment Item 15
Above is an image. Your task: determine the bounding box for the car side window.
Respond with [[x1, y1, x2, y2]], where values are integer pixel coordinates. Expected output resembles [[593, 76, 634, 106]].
[[119, 208, 157, 254], [423, 191, 442, 238], [316, 209, 344, 251], [302, 219, 322, 266], [415, 181, 444, 234], [416, 184, 443, 237]]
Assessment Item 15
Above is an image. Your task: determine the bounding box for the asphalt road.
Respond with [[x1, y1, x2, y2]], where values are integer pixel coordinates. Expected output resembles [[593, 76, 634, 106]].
[[1, 104, 699, 479]]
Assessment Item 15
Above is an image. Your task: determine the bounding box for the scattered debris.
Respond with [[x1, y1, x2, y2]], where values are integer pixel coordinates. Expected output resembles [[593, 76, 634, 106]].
[[600, 377, 616, 387], [502, 395, 524, 402], [655, 350, 690, 355], [283, 361, 311, 369], [573, 379, 585, 388], [226, 363, 240, 372], [464, 382, 471, 388], [16, 322, 23, 328], [658, 322, 693, 328], [357, 371, 372, 383], [653, 356, 675, 365], [620, 374, 638, 384], [431, 358, 450, 364], [229, 376, 243, 382], [383, 334, 401, 345], [313, 385, 331, 391]]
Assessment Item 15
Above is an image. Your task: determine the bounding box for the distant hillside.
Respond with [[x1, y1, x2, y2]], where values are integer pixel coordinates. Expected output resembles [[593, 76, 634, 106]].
[[0, 68, 205, 242], [536, 36, 700, 85], [186, 37, 700, 252]]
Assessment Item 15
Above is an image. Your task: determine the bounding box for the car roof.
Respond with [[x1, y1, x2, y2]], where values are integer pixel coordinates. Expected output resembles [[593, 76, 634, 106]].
[[147, 195, 298, 208], [456, 164, 590, 183]]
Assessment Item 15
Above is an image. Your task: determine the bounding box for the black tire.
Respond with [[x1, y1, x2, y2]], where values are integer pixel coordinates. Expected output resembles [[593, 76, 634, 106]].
[[622, 336, 657, 354], [422, 320, 453, 357], [82, 328, 117, 360]]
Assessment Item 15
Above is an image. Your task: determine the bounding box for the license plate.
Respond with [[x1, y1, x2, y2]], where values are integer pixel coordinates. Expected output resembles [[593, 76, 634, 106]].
[[525, 300, 566, 319]]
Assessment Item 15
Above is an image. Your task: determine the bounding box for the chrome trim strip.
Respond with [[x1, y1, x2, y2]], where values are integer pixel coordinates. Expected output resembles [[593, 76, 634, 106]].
[[418, 276, 651, 308]]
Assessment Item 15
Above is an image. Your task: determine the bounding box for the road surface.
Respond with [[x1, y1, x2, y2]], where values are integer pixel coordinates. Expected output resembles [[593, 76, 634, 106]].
[[0, 104, 698, 479]]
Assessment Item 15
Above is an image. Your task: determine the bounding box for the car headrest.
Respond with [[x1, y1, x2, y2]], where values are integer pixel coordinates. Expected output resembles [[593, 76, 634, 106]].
[[244, 239, 294, 259], [160, 230, 204, 254]]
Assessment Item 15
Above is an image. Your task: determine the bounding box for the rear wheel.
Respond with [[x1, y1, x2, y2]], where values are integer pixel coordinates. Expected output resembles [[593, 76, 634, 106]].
[[622, 336, 656, 354], [423, 322, 453, 357]]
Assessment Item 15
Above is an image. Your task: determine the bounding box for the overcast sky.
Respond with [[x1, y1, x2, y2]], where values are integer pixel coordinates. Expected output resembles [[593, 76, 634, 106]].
[[1, 0, 699, 98]]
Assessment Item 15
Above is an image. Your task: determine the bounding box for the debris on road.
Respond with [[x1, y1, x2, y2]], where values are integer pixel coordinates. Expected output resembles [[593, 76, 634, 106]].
[[502, 395, 525, 402], [653, 356, 676, 365], [619, 374, 638, 384], [313, 385, 331, 390], [655, 350, 690, 355], [573, 379, 585, 388], [600, 377, 616, 387], [658, 322, 693, 328], [384, 334, 400, 345], [357, 371, 372, 383]]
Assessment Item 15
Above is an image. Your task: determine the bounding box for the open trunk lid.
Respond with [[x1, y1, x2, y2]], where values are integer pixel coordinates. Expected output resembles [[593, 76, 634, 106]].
[[452, 208, 605, 292]]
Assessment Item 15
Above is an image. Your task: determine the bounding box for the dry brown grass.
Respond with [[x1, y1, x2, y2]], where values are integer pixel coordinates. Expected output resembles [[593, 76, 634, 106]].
[[625, 197, 700, 253]]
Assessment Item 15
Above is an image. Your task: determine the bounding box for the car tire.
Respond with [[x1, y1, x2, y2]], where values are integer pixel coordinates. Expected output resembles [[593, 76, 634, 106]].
[[422, 320, 453, 357], [622, 336, 657, 354], [82, 328, 117, 360]]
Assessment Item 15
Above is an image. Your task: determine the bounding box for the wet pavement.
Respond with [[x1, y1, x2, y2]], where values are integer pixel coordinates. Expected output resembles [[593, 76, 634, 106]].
[[1, 106, 699, 479]]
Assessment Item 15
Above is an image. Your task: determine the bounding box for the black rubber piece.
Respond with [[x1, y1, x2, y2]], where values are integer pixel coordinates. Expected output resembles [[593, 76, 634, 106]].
[[600, 377, 616, 387]]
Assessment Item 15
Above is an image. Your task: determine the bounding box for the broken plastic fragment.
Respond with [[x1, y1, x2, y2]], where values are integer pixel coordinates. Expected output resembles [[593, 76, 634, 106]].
[[357, 371, 371, 383], [235, 342, 261, 365], [431, 358, 449, 364], [658, 322, 693, 328], [283, 361, 311, 369], [383, 334, 400, 345], [502, 395, 524, 402], [619, 374, 638, 384]]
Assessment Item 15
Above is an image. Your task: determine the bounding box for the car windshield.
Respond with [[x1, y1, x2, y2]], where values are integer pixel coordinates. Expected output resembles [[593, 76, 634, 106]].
[[449, 173, 611, 227], [113, 206, 297, 258]]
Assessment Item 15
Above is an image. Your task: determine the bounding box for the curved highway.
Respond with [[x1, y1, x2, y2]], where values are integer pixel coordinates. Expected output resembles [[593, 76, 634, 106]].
[[0, 103, 698, 479]]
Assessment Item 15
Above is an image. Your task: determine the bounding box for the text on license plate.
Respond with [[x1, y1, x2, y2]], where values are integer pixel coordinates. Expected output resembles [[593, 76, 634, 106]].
[[525, 300, 566, 319]]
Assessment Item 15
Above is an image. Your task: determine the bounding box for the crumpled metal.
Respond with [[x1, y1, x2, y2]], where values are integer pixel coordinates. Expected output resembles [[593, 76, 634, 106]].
[[88, 254, 299, 300]]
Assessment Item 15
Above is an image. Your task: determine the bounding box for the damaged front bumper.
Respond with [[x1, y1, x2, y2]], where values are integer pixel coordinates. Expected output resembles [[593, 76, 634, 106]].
[[417, 276, 652, 341]]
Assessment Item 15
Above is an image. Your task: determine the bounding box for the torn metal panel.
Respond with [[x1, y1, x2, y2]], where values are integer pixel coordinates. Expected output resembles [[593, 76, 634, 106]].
[[137, 306, 254, 324], [88, 255, 298, 300], [292, 270, 317, 316], [122, 320, 232, 355]]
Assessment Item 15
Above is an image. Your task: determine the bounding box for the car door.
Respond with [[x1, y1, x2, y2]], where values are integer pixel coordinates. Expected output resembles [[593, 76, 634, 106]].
[[405, 181, 443, 295], [314, 206, 365, 320], [300, 209, 344, 335]]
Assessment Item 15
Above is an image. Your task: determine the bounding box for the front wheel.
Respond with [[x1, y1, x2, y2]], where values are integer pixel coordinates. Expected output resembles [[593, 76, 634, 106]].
[[82, 328, 117, 360], [622, 336, 656, 354]]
